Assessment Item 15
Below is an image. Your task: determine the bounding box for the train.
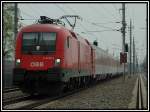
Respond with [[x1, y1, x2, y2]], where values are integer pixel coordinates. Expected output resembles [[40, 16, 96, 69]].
[[13, 16, 124, 95]]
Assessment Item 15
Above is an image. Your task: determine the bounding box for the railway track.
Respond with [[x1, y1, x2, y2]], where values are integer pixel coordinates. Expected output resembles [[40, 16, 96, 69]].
[[2, 76, 123, 110], [136, 74, 147, 109], [3, 95, 31, 106], [3, 87, 88, 109], [3, 77, 108, 110], [128, 74, 147, 110], [3, 87, 20, 93]]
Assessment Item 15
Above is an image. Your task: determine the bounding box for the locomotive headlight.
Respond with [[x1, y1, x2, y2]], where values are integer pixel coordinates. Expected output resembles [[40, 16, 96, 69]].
[[16, 59, 21, 65], [55, 59, 61, 66], [16, 59, 21, 63], [56, 59, 61, 63]]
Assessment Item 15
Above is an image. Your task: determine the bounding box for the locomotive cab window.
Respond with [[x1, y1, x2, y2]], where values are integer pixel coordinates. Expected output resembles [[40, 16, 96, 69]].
[[22, 32, 56, 54]]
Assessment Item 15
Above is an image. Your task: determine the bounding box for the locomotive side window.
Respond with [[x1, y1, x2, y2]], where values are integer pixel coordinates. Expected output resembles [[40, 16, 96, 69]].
[[67, 36, 69, 48], [22, 32, 56, 54], [66, 37, 70, 48], [65, 36, 70, 49]]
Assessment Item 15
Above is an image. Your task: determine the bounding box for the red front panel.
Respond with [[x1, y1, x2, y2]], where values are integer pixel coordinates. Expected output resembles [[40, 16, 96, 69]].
[[20, 55, 55, 71], [15, 24, 66, 71]]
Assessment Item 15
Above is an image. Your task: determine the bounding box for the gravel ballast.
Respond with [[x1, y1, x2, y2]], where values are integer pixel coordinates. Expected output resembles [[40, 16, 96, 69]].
[[35, 75, 138, 110]]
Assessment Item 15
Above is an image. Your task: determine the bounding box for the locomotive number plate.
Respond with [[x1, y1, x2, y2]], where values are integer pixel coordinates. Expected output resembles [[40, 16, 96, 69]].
[[30, 62, 44, 67]]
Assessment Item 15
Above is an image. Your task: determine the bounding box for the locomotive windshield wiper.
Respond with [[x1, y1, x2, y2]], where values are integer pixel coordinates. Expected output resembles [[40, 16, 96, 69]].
[[43, 51, 49, 54], [27, 50, 33, 54], [41, 51, 55, 54], [23, 50, 33, 54]]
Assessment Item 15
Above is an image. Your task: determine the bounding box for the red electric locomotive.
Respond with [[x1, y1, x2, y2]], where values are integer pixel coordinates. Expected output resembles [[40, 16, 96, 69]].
[[13, 16, 95, 94]]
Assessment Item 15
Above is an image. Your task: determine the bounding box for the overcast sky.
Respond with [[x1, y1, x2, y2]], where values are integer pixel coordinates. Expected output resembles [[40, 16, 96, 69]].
[[17, 2, 147, 64]]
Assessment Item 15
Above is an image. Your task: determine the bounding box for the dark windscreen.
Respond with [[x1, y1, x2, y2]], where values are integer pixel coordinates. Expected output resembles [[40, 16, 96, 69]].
[[22, 32, 56, 54]]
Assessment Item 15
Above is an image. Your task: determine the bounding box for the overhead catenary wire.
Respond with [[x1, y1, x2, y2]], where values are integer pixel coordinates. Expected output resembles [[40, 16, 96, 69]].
[[90, 22, 121, 31], [32, 4, 45, 16], [54, 4, 102, 52], [20, 10, 35, 19], [34, 5, 52, 18], [87, 4, 113, 21], [42, 4, 61, 17], [101, 4, 120, 22], [55, 4, 69, 15], [64, 4, 122, 32], [20, 18, 38, 20], [112, 4, 118, 12], [26, 4, 43, 17], [19, 4, 43, 22], [20, 4, 61, 21], [64, 5, 99, 37], [81, 13, 122, 30], [37, 4, 55, 16], [87, 21, 121, 25], [59, 4, 101, 40], [56, 4, 89, 32], [87, 4, 122, 27], [126, 4, 131, 22], [55, 4, 77, 28], [86, 29, 120, 33], [112, 4, 122, 17]]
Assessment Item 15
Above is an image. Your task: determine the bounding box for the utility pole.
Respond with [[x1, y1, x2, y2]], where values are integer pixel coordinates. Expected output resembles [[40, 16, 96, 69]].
[[121, 3, 126, 81], [14, 3, 18, 40], [133, 36, 135, 75], [14, 3, 18, 60], [146, 16, 147, 75], [129, 19, 133, 77], [136, 55, 138, 73]]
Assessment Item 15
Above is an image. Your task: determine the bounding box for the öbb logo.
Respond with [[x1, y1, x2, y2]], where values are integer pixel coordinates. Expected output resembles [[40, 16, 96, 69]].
[[30, 62, 44, 67]]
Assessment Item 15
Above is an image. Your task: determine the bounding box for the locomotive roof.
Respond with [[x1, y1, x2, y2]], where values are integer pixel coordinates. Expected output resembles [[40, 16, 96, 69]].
[[20, 24, 68, 32]]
